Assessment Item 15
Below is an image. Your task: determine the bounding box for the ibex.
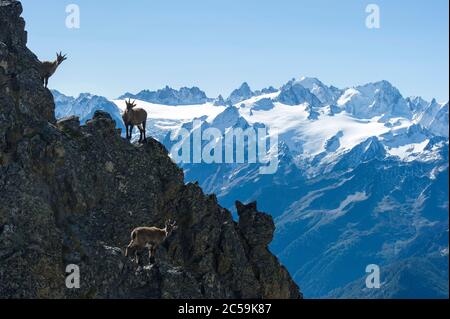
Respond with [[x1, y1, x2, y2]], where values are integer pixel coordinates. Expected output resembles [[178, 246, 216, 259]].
[[125, 219, 178, 265], [122, 99, 148, 143], [41, 52, 67, 88]]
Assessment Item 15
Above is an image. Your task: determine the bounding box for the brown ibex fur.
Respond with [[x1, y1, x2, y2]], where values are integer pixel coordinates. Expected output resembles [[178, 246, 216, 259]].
[[125, 219, 177, 265], [122, 99, 148, 143], [41, 52, 67, 88]]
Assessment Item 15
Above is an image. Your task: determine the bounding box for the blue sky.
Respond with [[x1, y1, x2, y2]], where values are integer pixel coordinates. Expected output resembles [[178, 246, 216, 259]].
[[21, 0, 449, 102]]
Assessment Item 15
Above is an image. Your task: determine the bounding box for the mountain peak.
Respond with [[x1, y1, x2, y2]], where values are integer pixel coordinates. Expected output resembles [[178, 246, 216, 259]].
[[277, 80, 322, 107], [227, 82, 254, 104], [298, 76, 322, 86], [79, 92, 94, 99], [211, 105, 249, 130], [333, 136, 386, 171], [296, 76, 341, 105], [213, 94, 226, 106], [339, 80, 411, 118], [240, 82, 251, 89], [358, 80, 398, 93]]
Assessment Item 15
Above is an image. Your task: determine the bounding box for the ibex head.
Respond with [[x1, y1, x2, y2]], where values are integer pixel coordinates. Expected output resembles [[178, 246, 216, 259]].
[[125, 99, 137, 110], [56, 52, 67, 65], [165, 219, 178, 237]]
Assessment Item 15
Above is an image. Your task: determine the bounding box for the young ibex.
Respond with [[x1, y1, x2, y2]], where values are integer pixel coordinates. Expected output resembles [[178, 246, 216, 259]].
[[125, 219, 178, 265], [41, 52, 67, 88], [122, 99, 148, 143]]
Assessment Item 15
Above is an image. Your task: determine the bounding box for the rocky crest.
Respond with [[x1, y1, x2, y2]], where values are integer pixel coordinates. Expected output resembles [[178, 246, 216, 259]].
[[0, 0, 300, 299]]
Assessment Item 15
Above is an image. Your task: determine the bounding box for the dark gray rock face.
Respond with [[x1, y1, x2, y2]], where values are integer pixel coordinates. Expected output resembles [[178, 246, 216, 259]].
[[0, 0, 300, 299], [237, 202, 302, 299]]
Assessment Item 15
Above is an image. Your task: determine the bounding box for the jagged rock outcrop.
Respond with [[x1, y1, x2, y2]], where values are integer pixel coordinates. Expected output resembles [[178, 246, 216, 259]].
[[0, 0, 300, 299], [276, 79, 322, 107], [227, 82, 254, 105], [236, 201, 301, 298]]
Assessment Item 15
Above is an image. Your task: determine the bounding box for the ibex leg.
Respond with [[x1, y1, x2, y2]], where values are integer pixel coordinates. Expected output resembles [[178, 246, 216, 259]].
[[143, 121, 147, 142], [129, 125, 134, 139]]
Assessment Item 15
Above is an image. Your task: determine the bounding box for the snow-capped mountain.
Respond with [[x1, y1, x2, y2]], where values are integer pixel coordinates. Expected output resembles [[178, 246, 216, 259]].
[[337, 80, 412, 119], [296, 76, 342, 106], [53, 78, 449, 298], [214, 94, 227, 106], [406, 96, 430, 113], [227, 82, 255, 105], [416, 100, 449, 137], [277, 79, 322, 107], [210, 105, 250, 131], [273, 140, 448, 298], [52, 90, 125, 133]]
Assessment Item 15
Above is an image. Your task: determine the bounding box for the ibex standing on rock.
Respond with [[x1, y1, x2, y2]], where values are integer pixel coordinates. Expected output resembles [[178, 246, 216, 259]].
[[125, 219, 178, 265], [122, 99, 148, 143], [41, 52, 67, 88]]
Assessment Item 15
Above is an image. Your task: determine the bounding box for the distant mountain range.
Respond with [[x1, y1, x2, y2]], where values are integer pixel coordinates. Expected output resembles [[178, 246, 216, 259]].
[[53, 90, 125, 133], [52, 76, 449, 298], [118, 86, 212, 106]]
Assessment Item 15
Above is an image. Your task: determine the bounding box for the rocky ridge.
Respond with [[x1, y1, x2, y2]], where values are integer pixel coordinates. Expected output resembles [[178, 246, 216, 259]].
[[0, 0, 300, 299]]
